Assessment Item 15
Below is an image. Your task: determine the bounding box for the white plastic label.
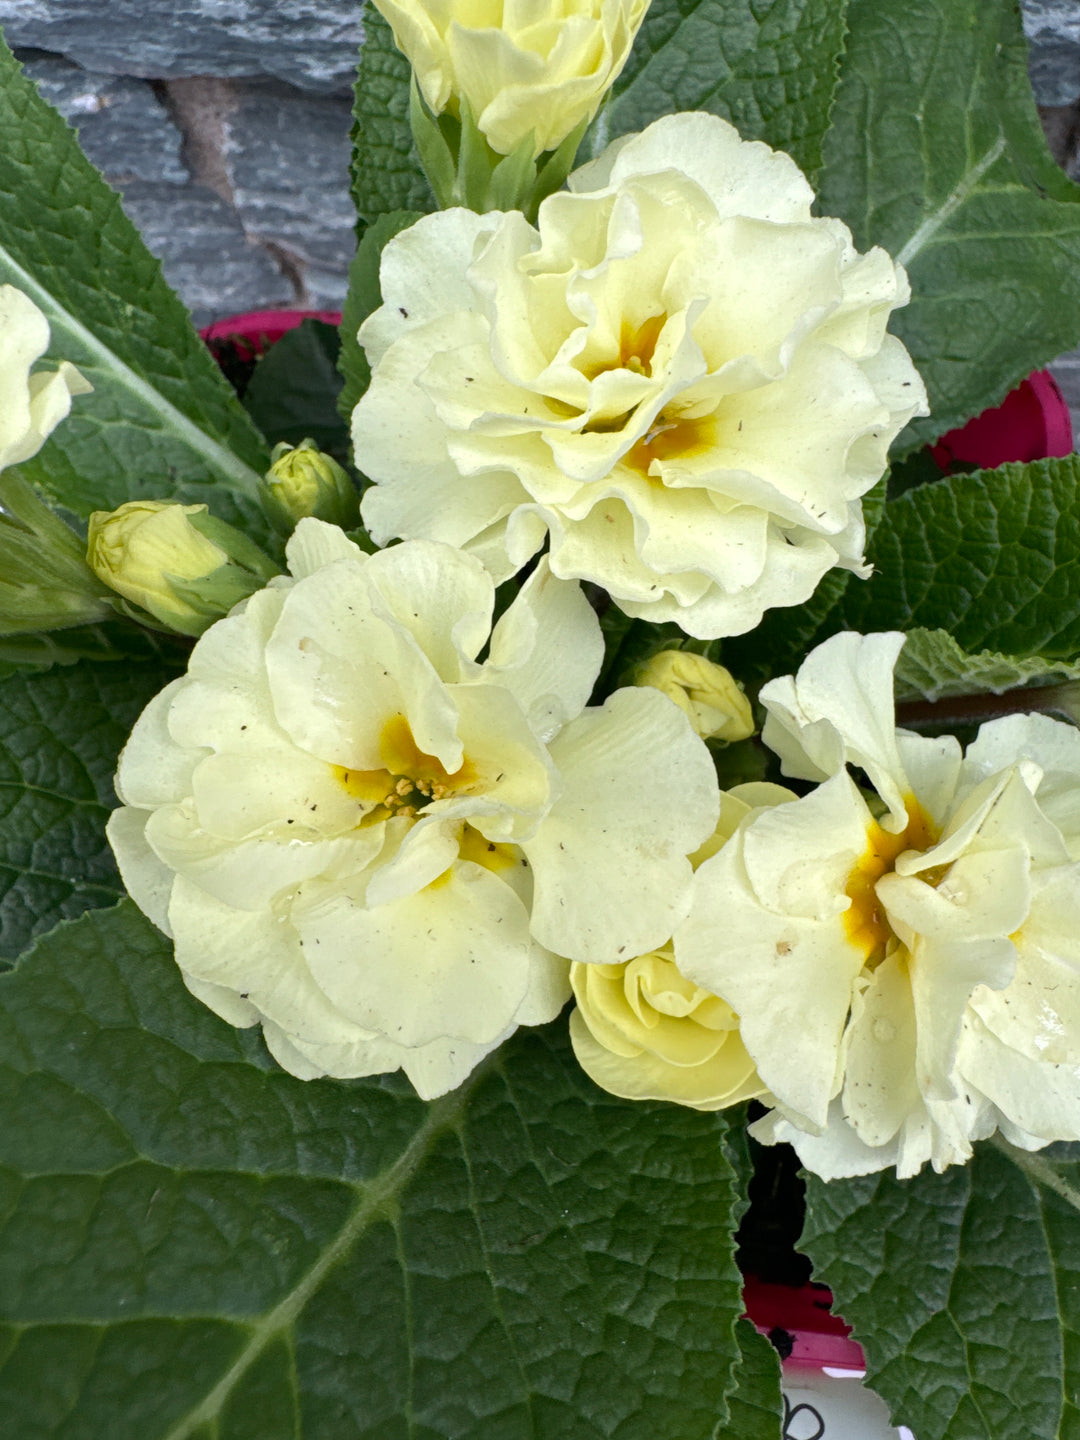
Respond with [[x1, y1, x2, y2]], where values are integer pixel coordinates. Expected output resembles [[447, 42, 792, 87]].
[[782, 1368, 915, 1439]]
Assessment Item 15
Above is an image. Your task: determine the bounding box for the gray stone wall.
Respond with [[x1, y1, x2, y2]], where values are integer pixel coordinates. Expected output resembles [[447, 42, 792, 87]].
[[1, 1, 362, 326], [3, 0, 1080, 438]]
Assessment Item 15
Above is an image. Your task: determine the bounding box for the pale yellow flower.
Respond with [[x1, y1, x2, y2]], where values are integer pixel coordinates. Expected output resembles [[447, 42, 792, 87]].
[[634, 650, 754, 742], [354, 114, 927, 639], [570, 782, 790, 1108], [374, 0, 649, 156], [107, 521, 719, 1098], [0, 284, 90, 472], [570, 944, 769, 1110], [676, 631, 1080, 1178]]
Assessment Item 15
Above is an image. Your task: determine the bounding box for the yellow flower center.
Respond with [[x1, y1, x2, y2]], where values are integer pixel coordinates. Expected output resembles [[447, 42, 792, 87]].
[[626, 411, 718, 474], [843, 798, 938, 960], [582, 313, 667, 382], [333, 713, 477, 822]]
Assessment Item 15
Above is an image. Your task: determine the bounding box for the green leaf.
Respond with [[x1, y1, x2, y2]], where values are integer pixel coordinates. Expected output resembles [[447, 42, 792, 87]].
[[818, 0, 1080, 451], [895, 627, 1080, 703], [839, 456, 1080, 661], [242, 321, 349, 460], [350, 8, 434, 226], [0, 900, 746, 1438], [601, 0, 849, 182], [0, 660, 180, 964], [337, 210, 422, 425], [801, 1139, 1080, 1440], [0, 39, 271, 536], [717, 1321, 783, 1440]]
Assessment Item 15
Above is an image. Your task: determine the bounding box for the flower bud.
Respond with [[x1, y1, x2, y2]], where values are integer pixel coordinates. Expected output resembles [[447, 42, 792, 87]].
[[262, 439, 359, 533], [376, 0, 649, 158], [86, 501, 279, 637], [634, 651, 754, 742], [569, 946, 770, 1111]]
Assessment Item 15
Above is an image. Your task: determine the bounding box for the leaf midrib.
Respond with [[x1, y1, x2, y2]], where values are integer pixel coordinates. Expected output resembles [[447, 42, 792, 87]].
[[159, 1072, 482, 1440], [0, 240, 265, 502]]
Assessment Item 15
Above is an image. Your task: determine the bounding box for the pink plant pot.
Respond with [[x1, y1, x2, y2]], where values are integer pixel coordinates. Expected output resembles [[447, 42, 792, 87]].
[[931, 369, 1073, 470], [200, 308, 343, 360]]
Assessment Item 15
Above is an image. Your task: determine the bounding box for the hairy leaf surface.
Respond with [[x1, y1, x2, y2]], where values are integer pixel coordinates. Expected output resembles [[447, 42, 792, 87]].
[[350, 9, 433, 226], [819, 0, 1080, 449], [603, 0, 847, 181], [839, 457, 1080, 661], [0, 659, 180, 964], [0, 902, 745, 1439], [802, 1141, 1080, 1440]]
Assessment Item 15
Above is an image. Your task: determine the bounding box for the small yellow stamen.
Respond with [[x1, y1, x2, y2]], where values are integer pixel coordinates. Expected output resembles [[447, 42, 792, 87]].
[[626, 412, 718, 475], [843, 798, 938, 960], [333, 714, 476, 824]]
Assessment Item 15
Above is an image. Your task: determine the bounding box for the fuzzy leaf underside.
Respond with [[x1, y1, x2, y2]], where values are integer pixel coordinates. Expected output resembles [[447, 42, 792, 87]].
[[894, 627, 1080, 703], [0, 901, 747, 1440], [0, 38, 271, 535]]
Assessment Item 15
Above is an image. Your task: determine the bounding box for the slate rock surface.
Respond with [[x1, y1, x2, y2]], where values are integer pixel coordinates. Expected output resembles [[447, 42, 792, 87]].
[[0, 0, 362, 93], [1022, 0, 1080, 105]]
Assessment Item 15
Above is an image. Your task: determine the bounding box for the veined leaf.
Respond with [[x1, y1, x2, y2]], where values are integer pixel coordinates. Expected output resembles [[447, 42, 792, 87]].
[[802, 1140, 1080, 1440], [819, 0, 1080, 450], [0, 39, 270, 535], [839, 456, 1080, 661], [0, 901, 745, 1439], [601, 0, 848, 183], [718, 1321, 784, 1439], [350, 9, 433, 226], [0, 659, 180, 964]]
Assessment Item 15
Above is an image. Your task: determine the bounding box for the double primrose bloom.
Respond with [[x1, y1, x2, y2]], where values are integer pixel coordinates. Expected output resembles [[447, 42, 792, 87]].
[[352, 112, 927, 639], [677, 632, 1080, 1178], [108, 521, 718, 1098]]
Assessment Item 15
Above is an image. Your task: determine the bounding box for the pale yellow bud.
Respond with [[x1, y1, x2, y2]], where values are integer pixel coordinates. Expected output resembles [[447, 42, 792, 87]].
[[263, 439, 359, 532], [86, 500, 278, 637], [634, 650, 754, 742], [376, 0, 650, 157], [568, 946, 771, 1111]]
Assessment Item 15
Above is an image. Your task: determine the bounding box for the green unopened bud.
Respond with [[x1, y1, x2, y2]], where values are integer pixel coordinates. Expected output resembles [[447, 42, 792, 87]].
[[86, 500, 279, 638], [634, 650, 755, 743], [262, 439, 359, 533]]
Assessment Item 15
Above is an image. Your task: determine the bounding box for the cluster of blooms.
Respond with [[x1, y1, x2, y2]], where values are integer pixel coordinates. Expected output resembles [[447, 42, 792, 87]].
[[8, 2, 1080, 1183]]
